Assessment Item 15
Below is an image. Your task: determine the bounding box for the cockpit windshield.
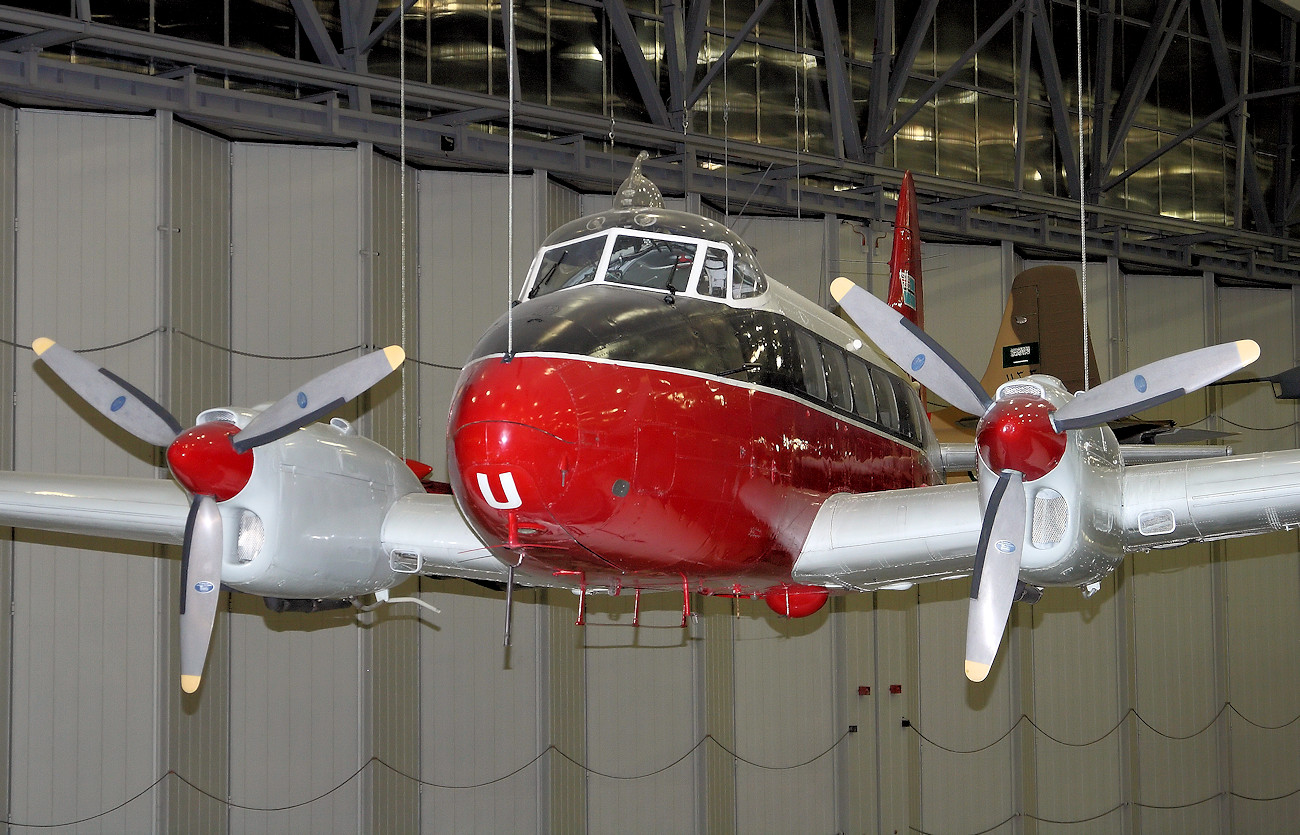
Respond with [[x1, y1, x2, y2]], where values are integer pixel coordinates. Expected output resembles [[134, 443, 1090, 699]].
[[528, 234, 607, 297], [525, 225, 767, 303]]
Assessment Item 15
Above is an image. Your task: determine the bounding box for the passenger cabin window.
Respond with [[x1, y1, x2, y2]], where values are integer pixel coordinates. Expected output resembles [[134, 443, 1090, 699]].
[[847, 356, 877, 423], [528, 233, 608, 298], [794, 330, 828, 401], [870, 366, 900, 432], [822, 344, 853, 411]]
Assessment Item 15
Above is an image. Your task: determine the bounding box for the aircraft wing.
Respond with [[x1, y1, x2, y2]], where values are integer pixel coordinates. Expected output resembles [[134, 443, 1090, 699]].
[[0, 471, 190, 544], [793, 481, 983, 590], [381, 492, 512, 583], [1120, 449, 1300, 548]]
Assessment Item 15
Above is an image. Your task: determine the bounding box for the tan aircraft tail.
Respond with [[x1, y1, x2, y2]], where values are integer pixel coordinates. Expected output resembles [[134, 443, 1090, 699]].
[[932, 265, 1099, 445]]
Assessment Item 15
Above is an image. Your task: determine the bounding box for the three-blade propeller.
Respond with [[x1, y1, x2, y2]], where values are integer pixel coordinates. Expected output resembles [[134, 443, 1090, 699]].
[[33, 338, 405, 693], [830, 277, 1259, 682]]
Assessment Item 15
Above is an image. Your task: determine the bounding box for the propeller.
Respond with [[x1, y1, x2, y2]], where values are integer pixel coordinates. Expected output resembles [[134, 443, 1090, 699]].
[[32, 338, 405, 692], [830, 277, 1259, 681]]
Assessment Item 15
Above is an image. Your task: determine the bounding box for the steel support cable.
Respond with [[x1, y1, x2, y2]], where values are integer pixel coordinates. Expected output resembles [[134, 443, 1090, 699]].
[[0, 733, 853, 827], [0, 329, 464, 369], [908, 700, 1299, 755]]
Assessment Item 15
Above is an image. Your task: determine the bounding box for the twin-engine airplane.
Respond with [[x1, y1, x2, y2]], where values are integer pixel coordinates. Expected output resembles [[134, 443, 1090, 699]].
[[4, 156, 1300, 692]]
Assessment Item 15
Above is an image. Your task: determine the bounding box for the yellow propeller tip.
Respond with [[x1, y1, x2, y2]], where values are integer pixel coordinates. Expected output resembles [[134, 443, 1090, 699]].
[[31, 337, 54, 356], [180, 674, 201, 694], [1237, 339, 1261, 366], [382, 345, 406, 370], [829, 276, 855, 303], [964, 660, 991, 682]]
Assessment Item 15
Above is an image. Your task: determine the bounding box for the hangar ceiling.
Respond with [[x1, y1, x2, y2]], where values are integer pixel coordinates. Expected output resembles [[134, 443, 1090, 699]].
[[0, 0, 1294, 280]]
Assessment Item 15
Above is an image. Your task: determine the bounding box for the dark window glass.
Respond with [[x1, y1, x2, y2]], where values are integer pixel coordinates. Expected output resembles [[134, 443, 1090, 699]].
[[870, 366, 899, 431], [822, 343, 853, 411], [847, 356, 877, 422], [795, 330, 827, 401]]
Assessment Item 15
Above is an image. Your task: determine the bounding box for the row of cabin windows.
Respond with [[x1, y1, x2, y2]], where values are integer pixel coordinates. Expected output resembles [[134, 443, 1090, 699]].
[[791, 329, 925, 443]]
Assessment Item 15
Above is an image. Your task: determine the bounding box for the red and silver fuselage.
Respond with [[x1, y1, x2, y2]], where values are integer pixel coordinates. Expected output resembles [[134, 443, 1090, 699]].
[[447, 206, 940, 599]]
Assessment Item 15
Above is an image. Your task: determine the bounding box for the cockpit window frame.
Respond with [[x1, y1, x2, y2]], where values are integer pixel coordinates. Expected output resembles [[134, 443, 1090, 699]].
[[523, 227, 761, 304]]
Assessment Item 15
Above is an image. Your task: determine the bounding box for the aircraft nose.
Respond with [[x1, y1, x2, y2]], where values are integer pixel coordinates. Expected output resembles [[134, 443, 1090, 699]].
[[448, 356, 578, 544]]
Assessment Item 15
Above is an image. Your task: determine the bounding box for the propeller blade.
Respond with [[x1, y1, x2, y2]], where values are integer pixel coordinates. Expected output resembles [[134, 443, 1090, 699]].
[[32, 338, 183, 447], [965, 471, 1026, 683], [179, 495, 223, 694], [232, 346, 406, 453], [1052, 340, 1260, 431], [830, 278, 992, 417]]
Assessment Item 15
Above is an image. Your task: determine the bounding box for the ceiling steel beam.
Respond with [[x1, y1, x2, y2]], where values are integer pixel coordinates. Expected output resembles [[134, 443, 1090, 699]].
[[685, 0, 777, 107], [0, 26, 84, 53], [289, 0, 344, 70], [661, 0, 686, 129], [1087, 0, 1117, 202], [603, 0, 672, 128], [1014, 3, 1033, 192], [1102, 0, 1188, 174], [863, 0, 894, 163], [881, 0, 1024, 148], [1028, 0, 1081, 201], [1276, 19, 1297, 227], [1197, 0, 1272, 232], [878, 0, 938, 143], [682, 0, 711, 82], [359, 0, 420, 55], [0, 12, 1294, 282], [809, 0, 861, 162]]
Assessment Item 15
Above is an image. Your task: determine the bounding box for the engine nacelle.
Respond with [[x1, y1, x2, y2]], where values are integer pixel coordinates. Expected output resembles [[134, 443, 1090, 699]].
[[201, 409, 424, 599], [978, 377, 1125, 588]]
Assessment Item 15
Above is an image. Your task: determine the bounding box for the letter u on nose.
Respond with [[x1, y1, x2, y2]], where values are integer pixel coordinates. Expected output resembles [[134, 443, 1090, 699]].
[[477, 471, 523, 509]]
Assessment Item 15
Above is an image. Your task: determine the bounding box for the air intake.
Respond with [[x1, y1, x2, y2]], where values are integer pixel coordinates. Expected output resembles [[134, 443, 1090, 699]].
[[996, 381, 1046, 399]]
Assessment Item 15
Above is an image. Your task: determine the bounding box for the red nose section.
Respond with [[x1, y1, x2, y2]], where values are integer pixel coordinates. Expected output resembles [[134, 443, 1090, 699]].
[[166, 422, 254, 500], [449, 357, 579, 546], [976, 395, 1067, 481]]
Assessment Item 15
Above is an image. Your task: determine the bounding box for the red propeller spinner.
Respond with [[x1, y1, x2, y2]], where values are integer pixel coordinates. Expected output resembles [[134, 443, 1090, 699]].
[[166, 422, 254, 501], [975, 394, 1068, 482]]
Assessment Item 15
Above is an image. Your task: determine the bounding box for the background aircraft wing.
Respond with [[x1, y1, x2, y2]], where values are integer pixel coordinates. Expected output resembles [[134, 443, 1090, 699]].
[[0, 472, 190, 544], [792, 481, 983, 590], [381, 492, 512, 583]]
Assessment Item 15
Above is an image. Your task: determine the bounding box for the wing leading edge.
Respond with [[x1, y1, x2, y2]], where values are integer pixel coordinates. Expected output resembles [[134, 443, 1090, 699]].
[[0, 471, 190, 544]]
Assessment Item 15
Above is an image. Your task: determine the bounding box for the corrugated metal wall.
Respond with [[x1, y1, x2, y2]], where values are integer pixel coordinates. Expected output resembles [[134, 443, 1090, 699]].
[[0, 110, 1298, 833]]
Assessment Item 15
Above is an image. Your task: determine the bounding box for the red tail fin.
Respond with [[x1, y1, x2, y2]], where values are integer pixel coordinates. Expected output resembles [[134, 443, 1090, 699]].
[[887, 171, 923, 329]]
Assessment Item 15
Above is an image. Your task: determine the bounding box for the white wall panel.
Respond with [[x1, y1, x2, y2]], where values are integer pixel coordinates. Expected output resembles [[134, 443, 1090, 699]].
[[732, 606, 837, 833], [915, 580, 1017, 835], [418, 580, 545, 832], [11, 110, 164, 833], [416, 172, 546, 832], [369, 152, 421, 833], [584, 597, 696, 834], [0, 101, 14, 828], [1124, 274, 1221, 833], [728, 216, 826, 305], [1217, 287, 1300, 832], [418, 171, 537, 479], [924, 243, 1006, 382], [165, 118, 232, 834], [227, 144, 365, 831]]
